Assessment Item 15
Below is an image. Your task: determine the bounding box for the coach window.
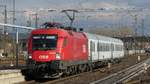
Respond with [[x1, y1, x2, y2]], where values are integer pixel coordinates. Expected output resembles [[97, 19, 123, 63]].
[[115, 45, 117, 51], [108, 44, 111, 51], [119, 45, 121, 51], [101, 43, 104, 51], [103, 43, 106, 51], [104, 44, 106, 51], [116, 45, 122, 51], [91, 41, 95, 52], [98, 43, 101, 51], [100, 43, 103, 51], [91, 41, 93, 51], [93, 42, 95, 51], [117, 45, 119, 51], [106, 44, 108, 51], [105, 44, 107, 51], [111, 44, 114, 51], [100, 43, 102, 51], [105, 43, 107, 51], [115, 45, 118, 51], [119, 45, 123, 51], [108, 45, 110, 51], [121, 45, 123, 51], [101, 43, 103, 51], [97, 42, 99, 51], [119, 45, 122, 51], [90, 41, 94, 52], [106, 44, 109, 51], [116, 45, 119, 51]]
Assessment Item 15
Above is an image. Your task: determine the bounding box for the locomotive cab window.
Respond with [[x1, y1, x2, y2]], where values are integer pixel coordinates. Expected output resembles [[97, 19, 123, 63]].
[[32, 34, 58, 50]]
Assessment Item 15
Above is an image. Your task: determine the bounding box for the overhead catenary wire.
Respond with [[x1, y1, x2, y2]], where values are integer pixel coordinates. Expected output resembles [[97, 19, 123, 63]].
[[0, 23, 35, 30]]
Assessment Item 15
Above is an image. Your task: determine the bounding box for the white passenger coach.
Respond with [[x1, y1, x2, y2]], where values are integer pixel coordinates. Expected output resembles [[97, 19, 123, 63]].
[[85, 33, 124, 62]]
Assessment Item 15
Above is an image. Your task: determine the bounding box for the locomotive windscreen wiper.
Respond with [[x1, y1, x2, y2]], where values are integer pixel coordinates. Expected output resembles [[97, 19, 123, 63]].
[[32, 45, 57, 50], [32, 34, 57, 50]]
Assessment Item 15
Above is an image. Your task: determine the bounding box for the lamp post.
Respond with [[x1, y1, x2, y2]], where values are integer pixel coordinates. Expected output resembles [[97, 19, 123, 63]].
[[48, 9, 56, 22], [30, 12, 39, 28], [13, 0, 15, 24], [34, 13, 38, 28], [127, 10, 138, 54], [12, 0, 19, 67], [9, 10, 27, 67]]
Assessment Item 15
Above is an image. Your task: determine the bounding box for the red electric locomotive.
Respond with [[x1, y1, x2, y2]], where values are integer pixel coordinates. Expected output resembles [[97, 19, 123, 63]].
[[22, 23, 89, 80], [22, 22, 124, 80]]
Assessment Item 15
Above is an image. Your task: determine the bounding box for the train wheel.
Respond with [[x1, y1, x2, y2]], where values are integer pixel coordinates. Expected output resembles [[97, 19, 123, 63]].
[[72, 66, 77, 75], [64, 67, 70, 76], [115, 58, 121, 63], [86, 64, 93, 72], [74, 66, 78, 74], [78, 64, 85, 73]]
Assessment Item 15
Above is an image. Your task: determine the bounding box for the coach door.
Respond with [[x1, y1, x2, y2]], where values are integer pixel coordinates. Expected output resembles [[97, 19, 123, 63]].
[[111, 43, 114, 59], [89, 41, 93, 61], [90, 41, 97, 61]]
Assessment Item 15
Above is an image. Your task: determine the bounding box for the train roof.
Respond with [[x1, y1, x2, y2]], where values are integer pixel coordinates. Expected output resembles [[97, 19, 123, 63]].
[[84, 33, 123, 43]]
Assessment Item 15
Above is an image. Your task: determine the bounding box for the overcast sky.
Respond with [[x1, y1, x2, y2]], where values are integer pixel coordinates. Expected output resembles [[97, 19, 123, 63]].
[[0, 0, 150, 35], [0, 0, 149, 10]]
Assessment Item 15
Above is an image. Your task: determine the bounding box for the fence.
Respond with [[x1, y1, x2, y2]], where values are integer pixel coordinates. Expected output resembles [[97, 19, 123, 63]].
[[0, 23, 34, 69]]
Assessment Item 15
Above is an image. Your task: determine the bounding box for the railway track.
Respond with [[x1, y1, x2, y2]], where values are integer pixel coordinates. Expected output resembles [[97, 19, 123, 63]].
[[19, 67, 107, 84], [18, 54, 150, 84], [90, 58, 150, 84], [43, 71, 95, 84], [18, 80, 36, 84], [19, 71, 95, 84]]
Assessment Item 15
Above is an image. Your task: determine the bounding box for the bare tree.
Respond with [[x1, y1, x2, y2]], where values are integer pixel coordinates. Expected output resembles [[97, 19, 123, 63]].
[[88, 26, 134, 37]]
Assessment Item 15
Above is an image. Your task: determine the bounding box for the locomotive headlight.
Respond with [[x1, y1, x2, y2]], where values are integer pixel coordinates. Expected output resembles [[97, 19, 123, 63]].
[[56, 53, 61, 59], [28, 55, 32, 59]]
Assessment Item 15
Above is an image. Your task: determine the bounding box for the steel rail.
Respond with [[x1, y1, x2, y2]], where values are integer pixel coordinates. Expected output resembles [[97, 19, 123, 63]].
[[90, 58, 150, 84]]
